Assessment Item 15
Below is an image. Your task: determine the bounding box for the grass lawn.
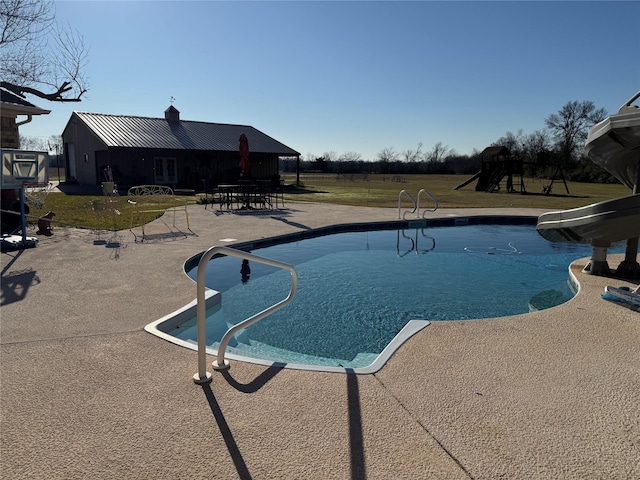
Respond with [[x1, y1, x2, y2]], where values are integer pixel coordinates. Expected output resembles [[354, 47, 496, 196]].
[[280, 173, 631, 210], [25, 192, 196, 231], [23, 173, 632, 231]]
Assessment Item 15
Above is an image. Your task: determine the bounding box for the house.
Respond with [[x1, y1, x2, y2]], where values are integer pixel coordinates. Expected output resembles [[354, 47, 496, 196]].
[[61, 106, 300, 188], [0, 88, 51, 149]]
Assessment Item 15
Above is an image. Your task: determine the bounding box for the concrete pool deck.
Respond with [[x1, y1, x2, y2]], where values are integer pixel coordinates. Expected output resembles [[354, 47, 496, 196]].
[[1, 202, 638, 479]]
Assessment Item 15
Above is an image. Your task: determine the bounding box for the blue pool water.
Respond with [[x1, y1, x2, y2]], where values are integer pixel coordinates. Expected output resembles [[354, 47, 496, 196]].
[[166, 222, 621, 370]]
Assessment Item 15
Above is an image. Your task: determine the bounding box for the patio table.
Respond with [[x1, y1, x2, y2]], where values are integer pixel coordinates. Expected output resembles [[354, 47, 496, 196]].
[[217, 184, 241, 210]]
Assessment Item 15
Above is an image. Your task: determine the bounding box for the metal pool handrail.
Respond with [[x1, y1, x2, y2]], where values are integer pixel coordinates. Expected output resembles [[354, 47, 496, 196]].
[[398, 190, 417, 219], [398, 189, 438, 219], [193, 246, 298, 384], [417, 189, 438, 218]]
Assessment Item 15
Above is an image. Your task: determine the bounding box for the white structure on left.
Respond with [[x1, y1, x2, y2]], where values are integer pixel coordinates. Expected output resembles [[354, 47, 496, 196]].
[[0, 149, 49, 250], [1, 87, 51, 248]]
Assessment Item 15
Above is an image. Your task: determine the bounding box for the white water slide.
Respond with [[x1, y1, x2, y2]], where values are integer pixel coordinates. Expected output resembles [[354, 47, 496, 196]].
[[536, 92, 640, 276]]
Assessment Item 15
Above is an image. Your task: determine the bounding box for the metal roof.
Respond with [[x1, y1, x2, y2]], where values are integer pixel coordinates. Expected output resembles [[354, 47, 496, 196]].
[[68, 111, 300, 156], [1, 88, 51, 115]]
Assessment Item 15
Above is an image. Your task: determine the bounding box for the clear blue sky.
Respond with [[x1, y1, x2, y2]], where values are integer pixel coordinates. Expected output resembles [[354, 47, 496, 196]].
[[19, 1, 640, 161]]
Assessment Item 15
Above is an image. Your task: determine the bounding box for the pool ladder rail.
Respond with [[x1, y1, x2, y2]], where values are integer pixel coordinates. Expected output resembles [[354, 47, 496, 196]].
[[397, 228, 436, 256], [193, 246, 298, 384], [398, 189, 438, 219]]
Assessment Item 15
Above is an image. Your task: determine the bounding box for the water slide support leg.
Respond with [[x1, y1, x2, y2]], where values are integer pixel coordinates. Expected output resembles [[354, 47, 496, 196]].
[[583, 245, 611, 276], [613, 179, 640, 278]]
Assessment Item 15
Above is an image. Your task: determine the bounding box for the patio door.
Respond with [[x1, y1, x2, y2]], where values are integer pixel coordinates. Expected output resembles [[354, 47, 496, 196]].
[[154, 157, 177, 184], [66, 143, 77, 180]]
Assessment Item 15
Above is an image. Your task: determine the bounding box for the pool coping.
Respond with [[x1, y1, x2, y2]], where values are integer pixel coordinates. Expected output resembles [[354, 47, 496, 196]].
[[184, 214, 538, 271], [145, 215, 569, 374], [147, 307, 431, 374]]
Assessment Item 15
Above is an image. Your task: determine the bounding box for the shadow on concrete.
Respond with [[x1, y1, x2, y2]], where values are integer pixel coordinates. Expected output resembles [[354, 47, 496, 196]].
[[201, 384, 253, 480], [130, 229, 197, 244], [230, 208, 291, 218], [1, 248, 24, 275], [220, 364, 285, 393], [269, 215, 311, 230], [345, 369, 366, 480], [1, 267, 40, 306]]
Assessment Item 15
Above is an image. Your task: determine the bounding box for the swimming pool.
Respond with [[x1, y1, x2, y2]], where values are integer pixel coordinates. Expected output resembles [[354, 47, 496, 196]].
[[147, 217, 620, 373]]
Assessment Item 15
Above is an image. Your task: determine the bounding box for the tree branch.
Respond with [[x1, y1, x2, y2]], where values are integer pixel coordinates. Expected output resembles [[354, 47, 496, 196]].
[[1, 79, 85, 102]]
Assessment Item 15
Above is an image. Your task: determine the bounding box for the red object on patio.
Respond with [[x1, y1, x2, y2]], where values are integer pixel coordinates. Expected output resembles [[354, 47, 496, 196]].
[[239, 134, 250, 173]]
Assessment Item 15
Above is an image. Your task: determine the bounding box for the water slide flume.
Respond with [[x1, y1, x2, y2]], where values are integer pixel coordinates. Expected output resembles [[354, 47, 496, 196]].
[[537, 92, 640, 277], [584, 92, 640, 190]]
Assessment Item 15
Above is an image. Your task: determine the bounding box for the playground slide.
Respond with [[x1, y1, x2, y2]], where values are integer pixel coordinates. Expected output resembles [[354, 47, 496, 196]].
[[536, 92, 640, 270], [453, 171, 481, 190]]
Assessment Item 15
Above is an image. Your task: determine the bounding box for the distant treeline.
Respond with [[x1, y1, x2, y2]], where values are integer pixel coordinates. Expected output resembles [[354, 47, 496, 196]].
[[279, 154, 619, 184], [280, 100, 623, 184]]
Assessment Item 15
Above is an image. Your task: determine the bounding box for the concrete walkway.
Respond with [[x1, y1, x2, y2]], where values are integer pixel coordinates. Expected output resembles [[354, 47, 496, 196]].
[[1, 202, 638, 479]]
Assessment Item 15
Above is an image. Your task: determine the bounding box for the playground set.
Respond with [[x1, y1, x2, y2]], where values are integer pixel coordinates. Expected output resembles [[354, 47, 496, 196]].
[[454, 145, 569, 195]]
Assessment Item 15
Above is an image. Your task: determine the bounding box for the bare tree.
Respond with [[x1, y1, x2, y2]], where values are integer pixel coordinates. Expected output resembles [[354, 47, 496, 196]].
[[402, 142, 422, 162], [522, 130, 552, 163], [0, 0, 89, 102], [18, 134, 45, 150], [377, 146, 399, 163], [545, 100, 607, 165], [47, 133, 61, 151], [523, 130, 551, 152], [425, 141, 453, 162], [322, 151, 338, 163], [493, 130, 525, 158], [338, 151, 362, 162]]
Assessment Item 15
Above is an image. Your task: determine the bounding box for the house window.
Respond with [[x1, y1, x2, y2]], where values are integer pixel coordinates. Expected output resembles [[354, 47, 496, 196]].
[[154, 157, 177, 184]]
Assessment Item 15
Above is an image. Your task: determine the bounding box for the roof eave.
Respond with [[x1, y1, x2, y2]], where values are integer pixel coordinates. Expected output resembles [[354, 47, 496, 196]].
[[1, 103, 51, 116]]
